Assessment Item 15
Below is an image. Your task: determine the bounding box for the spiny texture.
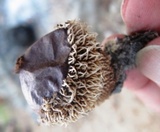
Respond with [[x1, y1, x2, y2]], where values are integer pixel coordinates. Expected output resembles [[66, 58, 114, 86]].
[[40, 21, 115, 125]]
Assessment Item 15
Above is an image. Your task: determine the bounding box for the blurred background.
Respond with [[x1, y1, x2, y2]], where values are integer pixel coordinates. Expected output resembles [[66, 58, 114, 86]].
[[0, 0, 160, 132]]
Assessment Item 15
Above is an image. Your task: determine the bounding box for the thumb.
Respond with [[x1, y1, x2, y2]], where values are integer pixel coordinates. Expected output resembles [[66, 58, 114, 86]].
[[121, 0, 160, 33], [136, 45, 160, 86]]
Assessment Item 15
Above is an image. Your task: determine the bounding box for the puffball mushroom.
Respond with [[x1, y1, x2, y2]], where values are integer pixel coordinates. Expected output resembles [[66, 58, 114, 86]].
[[15, 20, 158, 125]]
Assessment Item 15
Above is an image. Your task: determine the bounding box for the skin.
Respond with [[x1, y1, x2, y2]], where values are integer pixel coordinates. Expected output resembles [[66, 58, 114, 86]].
[[121, 0, 160, 112]]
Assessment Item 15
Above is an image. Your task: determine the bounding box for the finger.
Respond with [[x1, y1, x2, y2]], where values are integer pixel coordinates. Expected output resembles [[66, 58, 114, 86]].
[[124, 44, 160, 90], [124, 69, 160, 113], [124, 69, 149, 91], [136, 44, 160, 86], [121, 36, 160, 112], [121, 0, 160, 33], [134, 80, 160, 113]]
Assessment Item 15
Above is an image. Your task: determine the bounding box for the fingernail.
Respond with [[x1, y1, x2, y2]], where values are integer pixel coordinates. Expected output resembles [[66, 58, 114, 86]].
[[121, 0, 129, 22], [136, 45, 160, 86]]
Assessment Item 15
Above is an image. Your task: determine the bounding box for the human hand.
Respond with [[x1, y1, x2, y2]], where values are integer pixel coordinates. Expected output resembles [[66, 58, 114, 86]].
[[122, 0, 160, 112]]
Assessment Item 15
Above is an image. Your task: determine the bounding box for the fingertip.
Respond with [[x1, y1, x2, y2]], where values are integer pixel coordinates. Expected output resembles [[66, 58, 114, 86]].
[[136, 45, 160, 86]]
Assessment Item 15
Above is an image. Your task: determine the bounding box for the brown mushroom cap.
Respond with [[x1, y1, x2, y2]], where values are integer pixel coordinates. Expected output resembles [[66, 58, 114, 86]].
[[16, 20, 115, 125], [16, 20, 158, 126]]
